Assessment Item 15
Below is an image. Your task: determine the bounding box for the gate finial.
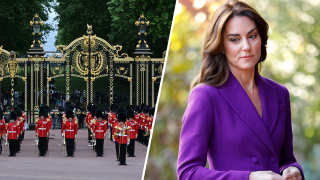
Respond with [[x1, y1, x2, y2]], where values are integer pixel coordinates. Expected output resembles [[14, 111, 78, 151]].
[[87, 24, 93, 35]]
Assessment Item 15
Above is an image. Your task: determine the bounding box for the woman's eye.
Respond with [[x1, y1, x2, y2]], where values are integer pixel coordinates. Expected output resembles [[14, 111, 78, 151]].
[[250, 34, 257, 39], [231, 38, 238, 43]]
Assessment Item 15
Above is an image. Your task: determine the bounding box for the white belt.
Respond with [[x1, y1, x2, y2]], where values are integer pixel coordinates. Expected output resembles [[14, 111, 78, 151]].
[[39, 128, 46, 130], [96, 130, 104, 132], [129, 130, 135, 131], [120, 135, 127, 136], [9, 131, 16, 133], [66, 129, 74, 131]]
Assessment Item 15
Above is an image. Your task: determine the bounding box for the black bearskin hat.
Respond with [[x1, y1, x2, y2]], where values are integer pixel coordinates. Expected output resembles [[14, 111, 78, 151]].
[[90, 104, 98, 117], [117, 112, 126, 122], [66, 109, 74, 119], [96, 109, 103, 118], [149, 107, 155, 116], [39, 107, 47, 117], [127, 109, 135, 119], [10, 111, 17, 121]]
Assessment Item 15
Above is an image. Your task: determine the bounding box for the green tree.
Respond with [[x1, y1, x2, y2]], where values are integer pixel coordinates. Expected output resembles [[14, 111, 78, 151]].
[[107, 0, 175, 57], [54, 0, 175, 57], [53, 0, 113, 48], [0, 0, 54, 56]]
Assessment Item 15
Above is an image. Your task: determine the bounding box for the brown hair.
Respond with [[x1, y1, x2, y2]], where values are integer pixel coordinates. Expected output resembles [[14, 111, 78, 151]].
[[190, 0, 269, 89]]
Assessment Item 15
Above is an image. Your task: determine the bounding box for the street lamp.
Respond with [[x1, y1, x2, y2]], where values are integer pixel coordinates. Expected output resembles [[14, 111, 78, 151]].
[[135, 14, 150, 48], [30, 13, 43, 48]]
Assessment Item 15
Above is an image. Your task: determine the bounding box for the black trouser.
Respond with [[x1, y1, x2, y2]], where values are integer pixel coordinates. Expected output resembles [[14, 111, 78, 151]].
[[9, 139, 16, 156], [115, 141, 119, 160], [38, 137, 47, 155], [21, 131, 25, 141], [137, 129, 141, 142], [109, 127, 112, 140], [66, 138, 74, 156], [139, 129, 144, 142], [143, 134, 149, 146], [16, 135, 20, 152], [46, 136, 49, 152], [119, 144, 127, 164], [0, 138, 2, 154], [88, 129, 92, 141], [96, 139, 104, 156], [128, 139, 135, 156]]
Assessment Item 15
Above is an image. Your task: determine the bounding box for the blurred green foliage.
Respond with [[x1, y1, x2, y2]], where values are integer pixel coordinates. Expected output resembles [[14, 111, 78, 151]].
[[146, 0, 320, 180]]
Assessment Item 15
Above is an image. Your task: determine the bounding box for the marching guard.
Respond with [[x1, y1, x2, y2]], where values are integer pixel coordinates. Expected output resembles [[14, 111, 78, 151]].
[[35, 108, 50, 156], [89, 104, 98, 145], [114, 112, 130, 165], [108, 104, 115, 141], [92, 109, 107, 157], [13, 107, 22, 153], [126, 109, 138, 157], [61, 109, 78, 157], [146, 107, 155, 146], [0, 110, 5, 155], [6, 111, 20, 156], [86, 103, 93, 143]]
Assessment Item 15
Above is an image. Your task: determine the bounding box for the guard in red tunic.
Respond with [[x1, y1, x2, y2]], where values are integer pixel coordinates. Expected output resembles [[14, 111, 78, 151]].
[[134, 106, 140, 143], [138, 105, 145, 144], [114, 112, 130, 165], [17, 103, 26, 141], [6, 111, 20, 156], [35, 108, 50, 156], [61, 109, 78, 157], [112, 107, 125, 160], [93, 109, 107, 157], [142, 105, 150, 146], [126, 109, 138, 157], [13, 107, 23, 153], [108, 104, 115, 141], [0, 109, 5, 155], [146, 107, 155, 146], [86, 103, 92, 142]]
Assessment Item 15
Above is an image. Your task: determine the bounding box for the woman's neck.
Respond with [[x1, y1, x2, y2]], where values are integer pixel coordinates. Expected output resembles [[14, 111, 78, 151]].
[[229, 67, 256, 93]]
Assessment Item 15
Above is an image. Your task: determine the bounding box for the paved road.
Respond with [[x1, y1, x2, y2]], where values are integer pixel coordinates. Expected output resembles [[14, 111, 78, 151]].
[[0, 129, 147, 180]]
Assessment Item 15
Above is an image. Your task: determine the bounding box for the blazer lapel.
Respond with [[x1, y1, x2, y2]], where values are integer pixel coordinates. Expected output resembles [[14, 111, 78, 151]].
[[255, 71, 279, 136], [219, 70, 277, 158]]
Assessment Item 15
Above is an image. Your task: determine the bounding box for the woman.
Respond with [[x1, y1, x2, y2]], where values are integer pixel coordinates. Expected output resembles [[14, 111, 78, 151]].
[[177, 1, 304, 180]]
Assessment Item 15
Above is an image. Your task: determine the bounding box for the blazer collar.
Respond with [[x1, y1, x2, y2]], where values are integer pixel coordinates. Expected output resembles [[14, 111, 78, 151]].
[[219, 70, 278, 157]]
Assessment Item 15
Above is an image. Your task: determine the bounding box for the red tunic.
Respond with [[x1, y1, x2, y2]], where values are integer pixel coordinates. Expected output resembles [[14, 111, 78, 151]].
[[6, 122, 20, 139], [134, 114, 140, 130], [112, 122, 120, 142], [15, 117, 22, 135], [108, 112, 113, 126], [93, 120, 107, 139], [35, 118, 50, 137], [126, 121, 138, 139], [0, 118, 5, 137], [111, 113, 117, 128], [114, 124, 130, 144], [61, 119, 78, 139], [139, 113, 145, 130], [85, 112, 92, 126], [148, 116, 154, 131], [47, 115, 52, 132]]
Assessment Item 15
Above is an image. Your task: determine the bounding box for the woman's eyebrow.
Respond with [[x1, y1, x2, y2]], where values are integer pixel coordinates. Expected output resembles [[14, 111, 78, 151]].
[[227, 28, 257, 37]]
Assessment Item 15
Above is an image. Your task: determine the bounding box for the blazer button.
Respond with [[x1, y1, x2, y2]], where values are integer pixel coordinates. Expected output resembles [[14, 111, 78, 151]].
[[252, 157, 258, 164], [270, 157, 276, 163]]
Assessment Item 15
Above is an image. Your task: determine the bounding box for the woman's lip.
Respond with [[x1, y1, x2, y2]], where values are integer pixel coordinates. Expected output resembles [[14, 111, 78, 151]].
[[240, 55, 254, 59]]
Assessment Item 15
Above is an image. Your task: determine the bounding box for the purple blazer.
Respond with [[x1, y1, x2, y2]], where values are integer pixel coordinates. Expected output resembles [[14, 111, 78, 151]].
[[177, 71, 304, 180]]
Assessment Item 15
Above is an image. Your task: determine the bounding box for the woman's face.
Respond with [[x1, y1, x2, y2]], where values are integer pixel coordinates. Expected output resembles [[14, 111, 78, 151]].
[[222, 16, 261, 72]]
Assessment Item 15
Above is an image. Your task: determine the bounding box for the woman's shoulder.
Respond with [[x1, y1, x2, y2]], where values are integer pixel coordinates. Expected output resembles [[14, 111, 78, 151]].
[[189, 84, 221, 102], [261, 76, 289, 94]]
